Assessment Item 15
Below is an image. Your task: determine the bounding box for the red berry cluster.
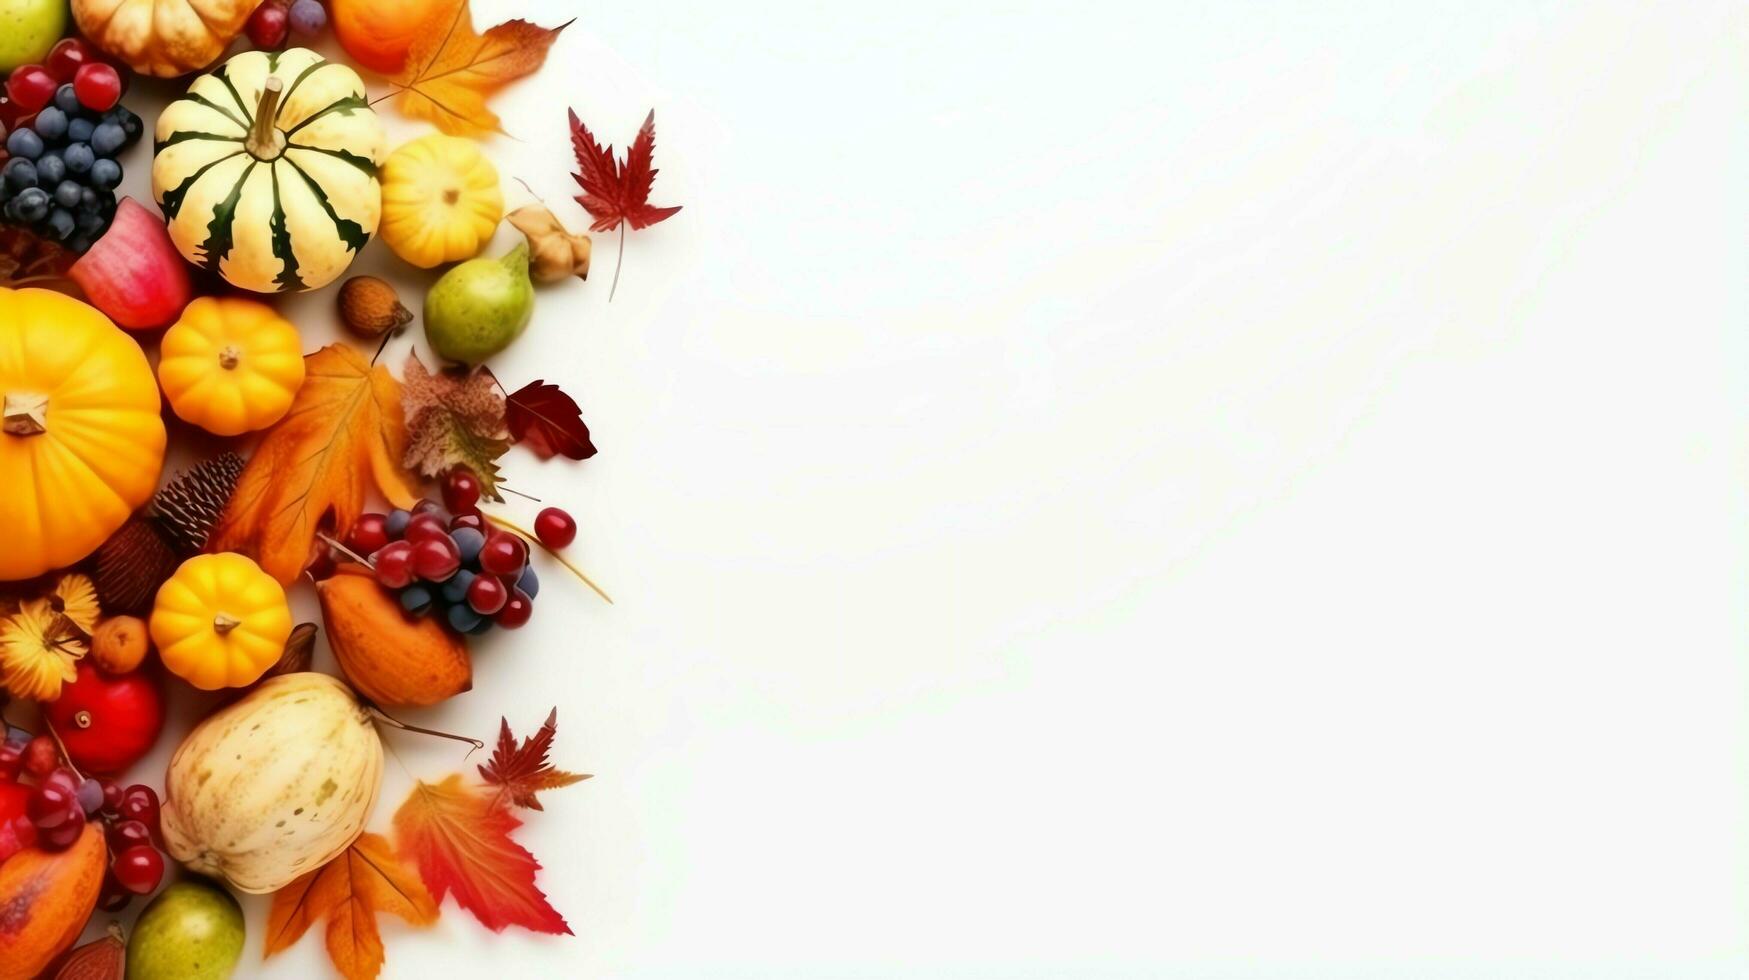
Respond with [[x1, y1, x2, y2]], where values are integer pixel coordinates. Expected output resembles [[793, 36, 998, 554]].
[[335, 469, 579, 635], [0, 726, 164, 906]]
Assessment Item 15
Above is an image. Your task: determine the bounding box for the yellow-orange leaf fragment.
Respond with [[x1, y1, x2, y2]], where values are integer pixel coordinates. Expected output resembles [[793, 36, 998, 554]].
[[265, 833, 438, 980], [210, 344, 417, 584], [389, 0, 571, 138]]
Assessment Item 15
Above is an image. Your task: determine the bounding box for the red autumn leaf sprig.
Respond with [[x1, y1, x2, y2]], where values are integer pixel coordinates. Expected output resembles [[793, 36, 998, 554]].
[[569, 108, 683, 300], [505, 380, 596, 461], [393, 709, 591, 935]]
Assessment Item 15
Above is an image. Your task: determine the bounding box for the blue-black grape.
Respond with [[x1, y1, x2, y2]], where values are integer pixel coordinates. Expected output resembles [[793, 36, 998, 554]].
[[3, 158, 37, 190], [89, 158, 121, 190], [74, 208, 104, 236], [400, 585, 435, 616], [45, 207, 75, 240], [440, 569, 475, 604], [53, 85, 80, 116], [445, 603, 483, 633], [452, 527, 485, 565], [53, 181, 81, 208], [13, 188, 50, 222], [78, 186, 98, 209], [6, 128, 43, 160], [90, 122, 126, 157], [63, 143, 93, 174], [66, 234, 91, 253], [33, 107, 67, 143], [385, 509, 412, 538], [116, 109, 142, 139], [466, 618, 494, 636], [515, 564, 540, 599], [36, 152, 64, 185], [66, 118, 93, 144]]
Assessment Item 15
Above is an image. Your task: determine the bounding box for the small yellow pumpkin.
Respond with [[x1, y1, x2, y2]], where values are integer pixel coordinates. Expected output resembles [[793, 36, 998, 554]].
[[378, 134, 503, 269], [158, 297, 305, 437], [150, 553, 293, 690], [0, 287, 166, 582]]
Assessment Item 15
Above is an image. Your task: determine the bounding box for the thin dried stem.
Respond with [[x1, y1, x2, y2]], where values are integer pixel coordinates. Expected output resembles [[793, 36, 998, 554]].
[[484, 514, 613, 604]]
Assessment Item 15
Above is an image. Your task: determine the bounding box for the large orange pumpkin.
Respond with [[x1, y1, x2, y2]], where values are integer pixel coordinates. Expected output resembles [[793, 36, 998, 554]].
[[72, 0, 263, 78], [0, 289, 166, 581]]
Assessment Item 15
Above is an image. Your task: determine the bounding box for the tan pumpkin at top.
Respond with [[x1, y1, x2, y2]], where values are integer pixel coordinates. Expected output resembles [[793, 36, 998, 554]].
[[0, 288, 165, 582], [73, 0, 263, 78]]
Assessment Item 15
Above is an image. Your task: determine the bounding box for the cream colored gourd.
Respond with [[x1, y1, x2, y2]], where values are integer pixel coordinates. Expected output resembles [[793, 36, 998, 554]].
[[161, 673, 382, 893]]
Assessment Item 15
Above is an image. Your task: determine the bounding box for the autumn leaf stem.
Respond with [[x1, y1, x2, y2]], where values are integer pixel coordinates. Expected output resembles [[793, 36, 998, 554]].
[[315, 532, 372, 569], [609, 223, 625, 302], [370, 705, 486, 755]]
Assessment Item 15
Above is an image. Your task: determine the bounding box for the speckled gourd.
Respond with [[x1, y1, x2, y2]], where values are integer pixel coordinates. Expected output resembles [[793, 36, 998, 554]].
[[160, 672, 382, 893]]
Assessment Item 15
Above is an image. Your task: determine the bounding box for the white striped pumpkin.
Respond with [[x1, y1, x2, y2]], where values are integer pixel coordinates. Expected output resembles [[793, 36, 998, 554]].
[[160, 672, 383, 893], [151, 48, 386, 293]]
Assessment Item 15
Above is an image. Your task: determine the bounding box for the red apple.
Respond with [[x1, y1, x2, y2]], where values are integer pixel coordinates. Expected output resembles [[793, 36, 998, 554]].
[[41, 661, 164, 777], [68, 197, 193, 330]]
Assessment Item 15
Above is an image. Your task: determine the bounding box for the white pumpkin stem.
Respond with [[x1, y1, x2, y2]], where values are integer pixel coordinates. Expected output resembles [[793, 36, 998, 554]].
[[2, 392, 47, 436], [247, 77, 285, 159], [212, 613, 242, 635]]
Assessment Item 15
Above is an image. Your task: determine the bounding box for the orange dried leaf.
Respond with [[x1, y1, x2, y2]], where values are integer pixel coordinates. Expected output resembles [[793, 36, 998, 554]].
[[393, 774, 571, 935], [210, 345, 418, 584], [390, 0, 571, 137], [265, 833, 438, 980]]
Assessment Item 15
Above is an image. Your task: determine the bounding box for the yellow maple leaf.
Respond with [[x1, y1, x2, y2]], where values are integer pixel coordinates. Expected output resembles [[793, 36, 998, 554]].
[[389, 0, 571, 138], [265, 833, 439, 980]]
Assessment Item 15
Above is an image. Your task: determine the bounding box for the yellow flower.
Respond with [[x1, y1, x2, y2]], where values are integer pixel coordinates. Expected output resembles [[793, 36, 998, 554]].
[[0, 599, 86, 701], [51, 573, 101, 635]]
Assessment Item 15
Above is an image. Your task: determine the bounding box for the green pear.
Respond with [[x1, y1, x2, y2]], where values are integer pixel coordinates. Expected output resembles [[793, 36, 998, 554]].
[[0, 0, 64, 72], [126, 879, 245, 980], [423, 243, 536, 365]]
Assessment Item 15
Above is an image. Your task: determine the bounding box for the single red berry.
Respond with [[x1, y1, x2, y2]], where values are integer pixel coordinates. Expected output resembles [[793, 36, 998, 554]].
[[346, 513, 390, 555], [27, 781, 78, 829], [36, 808, 86, 849], [72, 63, 121, 112], [97, 873, 133, 912], [495, 590, 534, 629], [107, 818, 152, 851], [245, 0, 291, 49], [45, 38, 97, 82], [478, 532, 527, 577], [405, 511, 450, 544], [114, 844, 165, 894], [534, 507, 577, 549], [5, 67, 57, 113], [22, 734, 57, 778], [372, 540, 416, 589], [466, 573, 508, 615], [449, 512, 485, 532], [100, 779, 123, 816], [442, 468, 482, 514], [411, 536, 461, 582]]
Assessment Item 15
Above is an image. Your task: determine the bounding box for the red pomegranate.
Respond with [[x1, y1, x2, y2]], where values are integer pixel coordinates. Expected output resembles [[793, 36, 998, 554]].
[[41, 662, 164, 777]]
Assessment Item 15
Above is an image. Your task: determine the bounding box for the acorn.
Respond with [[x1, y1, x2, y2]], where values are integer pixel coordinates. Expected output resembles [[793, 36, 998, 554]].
[[338, 276, 414, 339]]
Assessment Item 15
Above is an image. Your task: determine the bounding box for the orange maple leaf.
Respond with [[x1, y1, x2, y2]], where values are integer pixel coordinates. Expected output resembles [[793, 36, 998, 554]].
[[388, 0, 571, 137], [265, 833, 439, 980], [392, 774, 571, 934], [209, 344, 418, 584]]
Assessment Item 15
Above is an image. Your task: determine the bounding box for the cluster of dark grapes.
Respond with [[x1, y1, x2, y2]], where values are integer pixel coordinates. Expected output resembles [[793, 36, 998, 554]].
[[0, 43, 140, 252], [1, 726, 165, 907]]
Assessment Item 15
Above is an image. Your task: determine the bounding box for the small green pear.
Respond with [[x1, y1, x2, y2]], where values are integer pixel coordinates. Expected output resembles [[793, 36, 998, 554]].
[[423, 243, 536, 365], [126, 879, 245, 980]]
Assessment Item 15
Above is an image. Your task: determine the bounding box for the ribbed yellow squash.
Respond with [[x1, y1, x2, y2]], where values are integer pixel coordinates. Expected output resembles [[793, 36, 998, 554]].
[[162, 672, 383, 893], [150, 553, 293, 690], [152, 48, 385, 293], [0, 288, 166, 582], [159, 296, 306, 436]]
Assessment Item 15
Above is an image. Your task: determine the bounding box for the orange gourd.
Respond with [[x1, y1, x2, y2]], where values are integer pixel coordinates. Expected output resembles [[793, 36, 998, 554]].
[[151, 553, 294, 690], [331, 0, 437, 75], [0, 288, 166, 582], [159, 296, 306, 436], [72, 0, 263, 77]]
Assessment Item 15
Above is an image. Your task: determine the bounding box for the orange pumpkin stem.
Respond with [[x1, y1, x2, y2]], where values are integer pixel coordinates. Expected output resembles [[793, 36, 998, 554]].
[[247, 76, 286, 159], [212, 613, 242, 635], [2, 391, 47, 436], [218, 345, 241, 370]]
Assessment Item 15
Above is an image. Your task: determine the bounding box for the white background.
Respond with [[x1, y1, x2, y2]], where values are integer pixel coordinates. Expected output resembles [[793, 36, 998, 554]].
[[92, 0, 1749, 976]]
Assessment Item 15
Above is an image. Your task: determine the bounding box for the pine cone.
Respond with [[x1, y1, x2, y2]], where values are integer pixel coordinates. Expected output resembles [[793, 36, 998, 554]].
[[94, 516, 180, 616], [153, 452, 245, 556]]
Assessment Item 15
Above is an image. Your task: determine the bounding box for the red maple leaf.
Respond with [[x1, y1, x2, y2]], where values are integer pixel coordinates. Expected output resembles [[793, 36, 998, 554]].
[[479, 708, 591, 811], [505, 380, 597, 461], [569, 108, 683, 299]]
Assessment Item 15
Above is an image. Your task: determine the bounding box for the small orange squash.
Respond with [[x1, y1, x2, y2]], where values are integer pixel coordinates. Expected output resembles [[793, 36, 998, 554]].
[[0, 287, 166, 582], [317, 569, 472, 707], [158, 296, 305, 436], [0, 824, 106, 980], [72, 0, 263, 77]]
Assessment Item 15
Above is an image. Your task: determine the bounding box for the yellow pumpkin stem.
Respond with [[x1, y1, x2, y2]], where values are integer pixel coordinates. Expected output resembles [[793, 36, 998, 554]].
[[218, 345, 241, 370], [2, 392, 47, 436], [247, 77, 285, 159], [212, 613, 242, 635]]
